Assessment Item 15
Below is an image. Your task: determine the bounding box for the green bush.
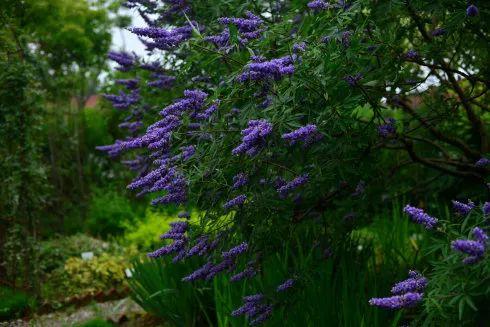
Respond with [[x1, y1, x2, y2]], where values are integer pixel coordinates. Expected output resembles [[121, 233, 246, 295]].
[[86, 188, 136, 238], [0, 287, 35, 321], [38, 233, 119, 275], [123, 209, 201, 249]]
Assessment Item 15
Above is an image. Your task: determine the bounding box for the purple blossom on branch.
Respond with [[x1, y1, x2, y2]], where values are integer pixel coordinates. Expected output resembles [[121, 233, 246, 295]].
[[224, 194, 247, 209], [108, 51, 136, 71], [282, 124, 322, 147], [232, 173, 249, 189], [452, 199, 475, 215], [276, 278, 295, 292], [475, 158, 490, 168], [232, 119, 273, 156], [451, 227, 487, 264], [369, 292, 423, 309], [237, 56, 295, 82], [390, 271, 427, 295], [403, 205, 438, 229], [466, 5, 479, 17], [277, 174, 309, 198], [377, 118, 396, 138], [307, 0, 329, 10], [218, 11, 264, 44]]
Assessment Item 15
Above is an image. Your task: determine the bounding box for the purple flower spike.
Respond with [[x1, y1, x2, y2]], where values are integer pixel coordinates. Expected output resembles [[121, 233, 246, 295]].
[[237, 56, 296, 82], [390, 272, 427, 295], [475, 158, 490, 168], [277, 174, 309, 198], [232, 173, 249, 189], [377, 118, 396, 138], [483, 202, 490, 216], [369, 292, 423, 309], [223, 194, 247, 209], [451, 240, 485, 257], [307, 0, 329, 10], [405, 50, 419, 60], [466, 5, 479, 17], [232, 119, 273, 156], [222, 242, 248, 259], [452, 200, 475, 215], [282, 124, 322, 147], [230, 266, 257, 282], [403, 205, 438, 229], [276, 279, 295, 292], [472, 227, 488, 244]]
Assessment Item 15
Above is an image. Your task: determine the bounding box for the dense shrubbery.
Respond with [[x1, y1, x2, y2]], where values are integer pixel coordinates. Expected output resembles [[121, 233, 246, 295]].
[[98, 0, 489, 325], [0, 287, 35, 321]]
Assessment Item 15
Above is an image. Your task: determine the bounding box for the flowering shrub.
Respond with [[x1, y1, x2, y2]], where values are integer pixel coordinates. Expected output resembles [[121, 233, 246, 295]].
[[99, 0, 489, 325]]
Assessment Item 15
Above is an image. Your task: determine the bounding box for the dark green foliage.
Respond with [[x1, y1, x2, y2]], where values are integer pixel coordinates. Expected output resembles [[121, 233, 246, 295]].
[[75, 318, 115, 327], [86, 188, 137, 238], [128, 257, 215, 327], [0, 287, 35, 321]]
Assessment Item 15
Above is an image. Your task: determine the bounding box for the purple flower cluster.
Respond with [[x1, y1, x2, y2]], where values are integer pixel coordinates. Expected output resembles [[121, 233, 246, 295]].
[[103, 90, 140, 110], [390, 270, 428, 294], [231, 294, 273, 326], [224, 194, 247, 209], [475, 158, 490, 168], [404, 49, 419, 60], [116, 78, 139, 90], [276, 278, 295, 292], [217, 11, 264, 44], [148, 221, 189, 260], [483, 202, 490, 216], [230, 262, 257, 282], [118, 121, 143, 133], [369, 270, 426, 309], [204, 28, 230, 50], [293, 42, 307, 53], [377, 118, 397, 138], [130, 22, 196, 51], [232, 173, 249, 189], [237, 55, 295, 82], [451, 227, 488, 264], [99, 89, 217, 205], [369, 292, 423, 310], [282, 124, 322, 147], [307, 0, 329, 10], [108, 51, 136, 71], [148, 73, 176, 89], [466, 5, 479, 17], [403, 205, 438, 229], [277, 174, 309, 198], [232, 119, 273, 156], [182, 242, 249, 282], [452, 199, 475, 215]]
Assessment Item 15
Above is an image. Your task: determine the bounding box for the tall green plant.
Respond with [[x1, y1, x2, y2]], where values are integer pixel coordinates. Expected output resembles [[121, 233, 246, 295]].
[[128, 256, 215, 327]]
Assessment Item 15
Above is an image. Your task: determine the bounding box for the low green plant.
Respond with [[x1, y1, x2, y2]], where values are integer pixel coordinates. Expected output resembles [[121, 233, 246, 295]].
[[38, 234, 113, 275], [76, 318, 115, 327], [123, 209, 200, 249], [0, 287, 35, 321], [128, 256, 214, 327], [87, 188, 137, 238]]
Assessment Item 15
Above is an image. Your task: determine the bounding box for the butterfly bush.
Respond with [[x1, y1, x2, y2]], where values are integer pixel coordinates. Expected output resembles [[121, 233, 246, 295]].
[[99, 0, 489, 324]]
